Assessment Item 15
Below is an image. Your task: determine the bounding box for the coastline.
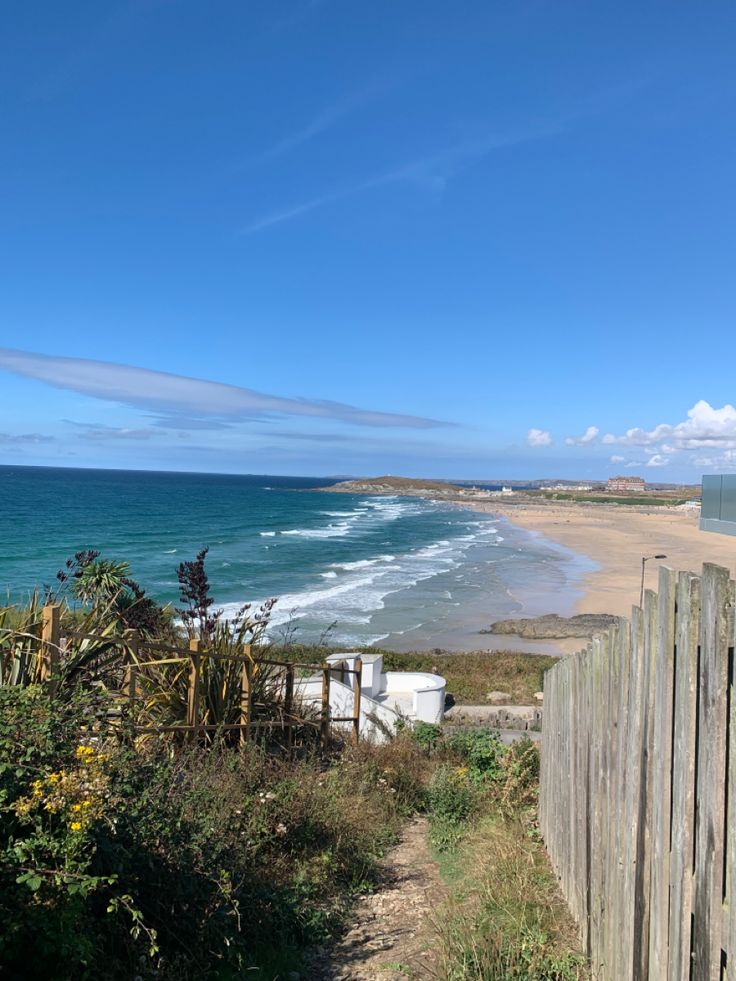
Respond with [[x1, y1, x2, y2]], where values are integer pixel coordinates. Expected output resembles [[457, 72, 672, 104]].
[[458, 500, 736, 620]]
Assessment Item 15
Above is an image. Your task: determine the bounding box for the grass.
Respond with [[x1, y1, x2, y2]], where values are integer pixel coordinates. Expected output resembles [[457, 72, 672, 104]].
[[433, 814, 587, 980], [410, 728, 587, 979], [382, 650, 556, 704], [270, 644, 557, 705], [537, 491, 689, 507]]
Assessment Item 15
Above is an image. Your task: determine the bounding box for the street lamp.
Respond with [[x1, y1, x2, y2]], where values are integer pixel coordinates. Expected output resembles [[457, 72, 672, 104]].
[[640, 554, 668, 607]]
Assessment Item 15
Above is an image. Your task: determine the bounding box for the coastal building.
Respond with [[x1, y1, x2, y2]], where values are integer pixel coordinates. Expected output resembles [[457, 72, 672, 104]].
[[606, 475, 646, 493]]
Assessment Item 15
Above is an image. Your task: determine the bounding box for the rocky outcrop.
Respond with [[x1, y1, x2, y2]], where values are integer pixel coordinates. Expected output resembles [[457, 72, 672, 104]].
[[322, 475, 463, 497], [483, 613, 619, 640]]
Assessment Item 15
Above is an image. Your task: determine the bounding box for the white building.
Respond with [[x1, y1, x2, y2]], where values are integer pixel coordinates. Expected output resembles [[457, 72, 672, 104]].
[[296, 652, 445, 743]]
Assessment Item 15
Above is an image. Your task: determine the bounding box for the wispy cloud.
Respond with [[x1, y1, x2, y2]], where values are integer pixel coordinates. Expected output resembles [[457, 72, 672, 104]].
[[0, 348, 451, 430], [241, 123, 563, 234], [66, 422, 160, 441], [250, 82, 390, 167], [0, 432, 54, 445]]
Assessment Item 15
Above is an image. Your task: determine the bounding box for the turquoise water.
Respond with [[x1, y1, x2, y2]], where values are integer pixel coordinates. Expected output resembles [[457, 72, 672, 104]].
[[0, 466, 589, 649]]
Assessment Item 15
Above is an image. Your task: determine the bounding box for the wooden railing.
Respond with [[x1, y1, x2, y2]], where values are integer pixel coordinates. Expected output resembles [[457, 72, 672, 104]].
[[25, 605, 364, 747], [540, 563, 736, 980]]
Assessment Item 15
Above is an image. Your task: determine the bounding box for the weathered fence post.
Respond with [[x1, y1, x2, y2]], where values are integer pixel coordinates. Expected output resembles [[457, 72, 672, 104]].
[[40, 604, 60, 691], [648, 567, 677, 981], [320, 661, 331, 749], [352, 657, 362, 746], [693, 563, 731, 981], [668, 571, 700, 981], [187, 639, 201, 741]]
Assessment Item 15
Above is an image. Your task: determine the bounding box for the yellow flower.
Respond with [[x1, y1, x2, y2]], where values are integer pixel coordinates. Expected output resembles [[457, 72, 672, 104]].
[[72, 803, 82, 812], [48, 772, 61, 784], [82, 800, 91, 808], [70, 821, 82, 831]]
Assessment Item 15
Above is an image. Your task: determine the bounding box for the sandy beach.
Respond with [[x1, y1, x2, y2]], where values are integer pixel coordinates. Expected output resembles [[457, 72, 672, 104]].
[[469, 501, 736, 620]]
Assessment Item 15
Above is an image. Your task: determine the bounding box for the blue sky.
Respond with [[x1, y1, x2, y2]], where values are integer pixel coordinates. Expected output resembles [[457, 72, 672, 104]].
[[2, 0, 736, 481]]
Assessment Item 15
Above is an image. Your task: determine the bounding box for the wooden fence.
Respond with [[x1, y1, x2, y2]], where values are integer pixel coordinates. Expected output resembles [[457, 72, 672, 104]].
[[30, 605, 363, 747], [540, 563, 735, 980]]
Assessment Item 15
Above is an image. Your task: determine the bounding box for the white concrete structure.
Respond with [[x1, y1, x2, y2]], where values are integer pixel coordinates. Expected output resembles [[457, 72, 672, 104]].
[[295, 652, 445, 743]]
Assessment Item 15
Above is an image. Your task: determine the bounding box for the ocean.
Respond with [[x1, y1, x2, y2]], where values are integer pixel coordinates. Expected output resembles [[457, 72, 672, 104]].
[[0, 466, 592, 650]]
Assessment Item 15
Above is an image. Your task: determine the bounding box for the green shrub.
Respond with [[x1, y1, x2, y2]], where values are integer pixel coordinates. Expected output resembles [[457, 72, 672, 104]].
[[427, 764, 477, 851], [0, 686, 426, 980], [410, 721, 443, 750], [446, 729, 505, 781]]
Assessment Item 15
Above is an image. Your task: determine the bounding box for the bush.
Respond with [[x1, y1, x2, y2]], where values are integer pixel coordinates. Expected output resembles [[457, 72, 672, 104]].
[[426, 765, 476, 851], [445, 729, 505, 781], [0, 687, 427, 980]]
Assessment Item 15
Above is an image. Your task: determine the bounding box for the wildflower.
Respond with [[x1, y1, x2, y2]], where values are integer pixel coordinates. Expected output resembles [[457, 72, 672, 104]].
[[275, 823, 287, 836], [72, 803, 82, 812], [70, 821, 82, 831]]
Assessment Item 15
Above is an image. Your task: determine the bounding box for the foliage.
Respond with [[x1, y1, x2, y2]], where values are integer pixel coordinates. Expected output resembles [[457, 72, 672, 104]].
[[445, 729, 505, 781], [435, 815, 587, 980], [421, 729, 542, 854], [0, 686, 433, 980], [411, 721, 443, 750], [58, 549, 169, 636]]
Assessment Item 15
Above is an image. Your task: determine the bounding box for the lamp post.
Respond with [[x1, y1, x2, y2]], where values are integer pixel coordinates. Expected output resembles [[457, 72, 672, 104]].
[[640, 554, 667, 607]]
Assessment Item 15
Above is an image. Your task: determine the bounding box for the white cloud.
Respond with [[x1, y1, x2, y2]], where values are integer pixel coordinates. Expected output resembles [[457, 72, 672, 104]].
[[645, 454, 670, 467], [0, 348, 449, 430], [693, 450, 736, 470], [603, 400, 736, 451], [527, 428, 553, 447], [565, 425, 599, 446], [610, 455, 626, 463]]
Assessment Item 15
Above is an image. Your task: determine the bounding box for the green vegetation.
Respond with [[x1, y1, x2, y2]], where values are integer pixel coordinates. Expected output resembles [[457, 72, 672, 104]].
[[537, 491, 689, 507], [409, 727, 586, 980], [0, 685, 430, 980], [273, 646, 556, 705], [382, 649, 555, 704], [435, 814, 587, 979], [0, 549, 584, 979]]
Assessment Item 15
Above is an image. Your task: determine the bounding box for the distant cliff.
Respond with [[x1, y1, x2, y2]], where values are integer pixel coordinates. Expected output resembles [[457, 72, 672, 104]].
[[322, 475, 465, 497]]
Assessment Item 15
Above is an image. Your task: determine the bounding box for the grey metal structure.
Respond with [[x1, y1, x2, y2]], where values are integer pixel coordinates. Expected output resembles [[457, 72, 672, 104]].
[[700, 474, 736, 536]]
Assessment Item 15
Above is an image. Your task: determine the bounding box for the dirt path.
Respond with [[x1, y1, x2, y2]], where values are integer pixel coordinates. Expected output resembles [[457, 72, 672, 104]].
[[310, 816, 443, 980]]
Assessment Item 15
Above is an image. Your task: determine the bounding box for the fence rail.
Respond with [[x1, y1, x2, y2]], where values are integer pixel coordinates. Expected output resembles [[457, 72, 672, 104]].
[[10, 605, 363, 748], [540, 563, 735, 980]]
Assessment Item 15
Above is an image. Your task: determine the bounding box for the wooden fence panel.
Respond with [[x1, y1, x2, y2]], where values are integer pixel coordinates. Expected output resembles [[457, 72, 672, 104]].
[[648, 567, 677, 980], [668, 571, 700, 981], [726, 600, 736, 972], [541, 563, 735, 981], [693, 564, 731, 981]]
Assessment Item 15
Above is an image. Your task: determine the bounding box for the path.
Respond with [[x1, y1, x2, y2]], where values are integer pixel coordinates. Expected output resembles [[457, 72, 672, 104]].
[[310, 816, 442, 980]]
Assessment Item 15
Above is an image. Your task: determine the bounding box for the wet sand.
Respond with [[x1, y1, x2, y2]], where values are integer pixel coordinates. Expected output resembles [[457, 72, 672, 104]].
[[468, 502, 734, 619]]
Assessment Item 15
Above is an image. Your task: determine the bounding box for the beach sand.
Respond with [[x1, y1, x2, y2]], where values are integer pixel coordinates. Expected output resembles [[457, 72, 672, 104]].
[[469, 501, 736, 621]]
